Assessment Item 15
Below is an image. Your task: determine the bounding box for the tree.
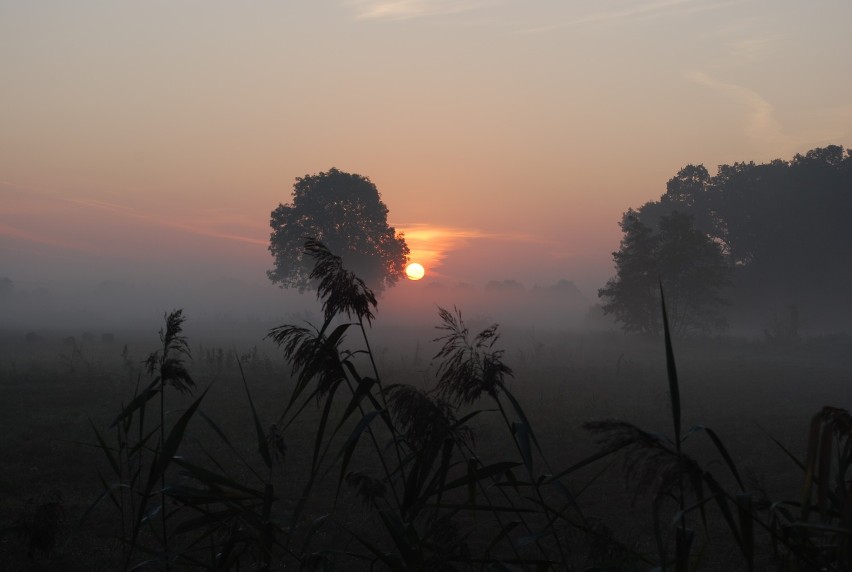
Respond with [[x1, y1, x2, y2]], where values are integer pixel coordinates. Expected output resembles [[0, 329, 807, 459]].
[[605, 146, 852, 333], [654, 211, 730, 334], [598, 210, 661, 335], [632, 146, 852, 330], [268, 168, 410, 293], [599, 210, 730, 335], [664, 163, 710, 207]]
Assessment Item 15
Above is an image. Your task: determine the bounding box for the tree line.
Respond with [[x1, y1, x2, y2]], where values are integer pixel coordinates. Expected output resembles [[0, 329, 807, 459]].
[[599, 145, 852, 335], [264, 150, 850, 337]]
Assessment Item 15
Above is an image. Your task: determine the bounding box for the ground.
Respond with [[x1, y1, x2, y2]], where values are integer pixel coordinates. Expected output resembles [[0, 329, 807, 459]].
[[1, 322, 849, 570]]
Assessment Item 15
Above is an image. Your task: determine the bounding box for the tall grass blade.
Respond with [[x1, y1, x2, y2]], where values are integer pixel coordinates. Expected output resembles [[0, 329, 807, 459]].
[[500, 389, 547, 467], [170, 458, 267, 498], [466, 458, 477, 516], [816, 423, 833, 520], [236, 355, 272, 469], [89, 419, 121, 477], [674, 525, 694, 572], [340, 520, 404, 570], [378, 510, 420, 568], [342, 360, 394, 431], [660, 281, 689, 569], [701, 472, 752, 562], [428, 438, 455, 510], [83, 478, 130, 520], [485, 520, 520, 556], [301, 513, 328, 552], [659, 281, 681, 449], [131, 387, 209, 551], [338, 374, 377, 422], [197, 411, 264, 482], [545, 447, 623, 484], [801, 412, 823, 520], [110, 379, 160, 428], [686, 425, 745, 490], [757, 424, 806, 472], [512, 421, 533, 474], [440, 461, 520, 493], [736, 493, 755, 571], [335, 410, 384, 498], [312, 383, 341, 474], [126, 427, 159, 461], [426, 503, 537, 514]]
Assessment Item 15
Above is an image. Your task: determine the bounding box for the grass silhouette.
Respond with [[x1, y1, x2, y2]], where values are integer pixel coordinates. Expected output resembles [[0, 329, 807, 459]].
[[70, 241, 852, 570]]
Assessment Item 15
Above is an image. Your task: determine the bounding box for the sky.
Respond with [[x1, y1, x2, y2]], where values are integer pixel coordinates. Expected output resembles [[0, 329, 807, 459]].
[[2, 0, 851, 328]]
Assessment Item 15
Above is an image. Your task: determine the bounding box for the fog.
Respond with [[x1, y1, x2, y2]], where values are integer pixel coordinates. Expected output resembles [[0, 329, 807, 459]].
[[2, 268, 849, 345], [0, 271, 601, 340], [4, 171, 852, 570]]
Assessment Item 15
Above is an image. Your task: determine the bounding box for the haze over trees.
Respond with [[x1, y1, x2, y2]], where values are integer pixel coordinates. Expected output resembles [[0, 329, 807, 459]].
[[600, 145, 852, 334], [598, 211, 730, 335], [268, 168, 410, 293]]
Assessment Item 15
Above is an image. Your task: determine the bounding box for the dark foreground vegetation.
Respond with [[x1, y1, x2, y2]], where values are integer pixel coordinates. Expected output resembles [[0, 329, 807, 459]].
[[2, 243, 851, 571]]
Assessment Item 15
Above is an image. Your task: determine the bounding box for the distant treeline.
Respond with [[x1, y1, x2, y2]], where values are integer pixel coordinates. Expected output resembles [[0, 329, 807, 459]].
[[613, 145, 852, 334]]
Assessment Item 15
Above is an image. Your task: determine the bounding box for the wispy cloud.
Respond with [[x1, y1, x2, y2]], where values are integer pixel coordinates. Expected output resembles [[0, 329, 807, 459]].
[[699, 17, 784, 68], [173, 225, 267, 246], [1, 181, 268, 255], [724, 35, 777, 66], [346, 0, 491, 21], [65, 197, 137, 214], [520, 0, 739, 34], [62, 196, 268, 247], [1, 180, 60, 195], [0, 222, 93, 252], [685, 70, 792, 150]]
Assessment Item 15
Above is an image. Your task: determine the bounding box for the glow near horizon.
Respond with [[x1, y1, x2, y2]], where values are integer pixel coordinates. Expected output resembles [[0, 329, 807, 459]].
[[1, 1, 850, 294]]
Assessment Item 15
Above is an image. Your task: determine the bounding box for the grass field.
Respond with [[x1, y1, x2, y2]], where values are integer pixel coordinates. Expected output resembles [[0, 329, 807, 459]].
[[1, 313, 850, 571]]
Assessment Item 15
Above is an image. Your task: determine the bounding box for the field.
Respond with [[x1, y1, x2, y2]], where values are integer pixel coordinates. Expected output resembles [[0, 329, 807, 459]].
[[1, 312, 850, 571]]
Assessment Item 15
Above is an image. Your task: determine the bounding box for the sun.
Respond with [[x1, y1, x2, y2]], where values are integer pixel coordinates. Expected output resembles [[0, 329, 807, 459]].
[[405, 262, 425, 281]]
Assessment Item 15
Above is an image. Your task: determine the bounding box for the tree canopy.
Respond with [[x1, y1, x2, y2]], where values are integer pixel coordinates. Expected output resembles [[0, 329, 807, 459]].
[[598, 210, 730, 335], [602, 145, 852, 333], [268, 168, 409, 293]]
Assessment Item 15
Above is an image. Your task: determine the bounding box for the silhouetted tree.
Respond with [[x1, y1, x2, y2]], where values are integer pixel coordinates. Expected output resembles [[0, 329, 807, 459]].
[[655, 211, 730, 333], [599, 211, 730, 335], [629, 145, 852, 330], [538, 279, 586, 301], [598, 210, 660, 335], [268, 168, 409, 292]]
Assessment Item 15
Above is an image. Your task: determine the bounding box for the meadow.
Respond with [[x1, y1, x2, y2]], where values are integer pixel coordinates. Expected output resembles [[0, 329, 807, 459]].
[[1, 294, 850, 570]]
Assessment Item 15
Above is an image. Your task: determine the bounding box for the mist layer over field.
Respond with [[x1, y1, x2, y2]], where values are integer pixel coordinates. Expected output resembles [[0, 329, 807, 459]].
[[2, 301, 850, 569], [0, 272, 596, 334]]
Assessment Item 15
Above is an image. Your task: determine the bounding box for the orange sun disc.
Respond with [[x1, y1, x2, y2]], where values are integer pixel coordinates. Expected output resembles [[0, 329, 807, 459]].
[[405, 262, 425, 280]]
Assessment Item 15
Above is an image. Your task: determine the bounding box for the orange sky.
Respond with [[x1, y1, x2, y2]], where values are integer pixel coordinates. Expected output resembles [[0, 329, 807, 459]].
[[2, 1, 851, 309]]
